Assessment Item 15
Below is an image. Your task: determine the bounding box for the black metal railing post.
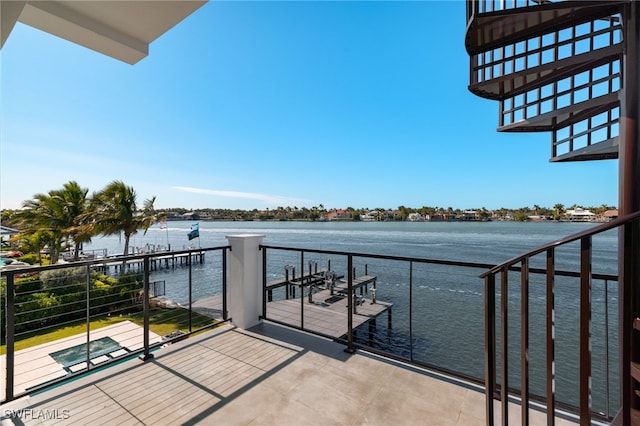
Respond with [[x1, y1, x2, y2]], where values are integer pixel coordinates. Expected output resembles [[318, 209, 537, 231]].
[[85, 265, 91, 371], [409, 261, 414, 361], [223, 247, 228, 321], [300, 251, 305, 329], [261, 246, 266, 320], [141, 256, 153, 361], [345, 254, 355, 354], [188, 253, 193, 333], [5, 273, 15, 402], [604, 278, 610, 419], [484, 272, 496, 426]]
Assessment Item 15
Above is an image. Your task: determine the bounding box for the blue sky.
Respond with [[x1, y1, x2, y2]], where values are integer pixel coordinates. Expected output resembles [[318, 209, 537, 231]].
[[1, 1, 619, 211]]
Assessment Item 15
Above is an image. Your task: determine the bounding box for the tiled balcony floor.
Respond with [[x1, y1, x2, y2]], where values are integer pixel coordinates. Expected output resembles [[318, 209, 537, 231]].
[[0, 322, 578, 425]]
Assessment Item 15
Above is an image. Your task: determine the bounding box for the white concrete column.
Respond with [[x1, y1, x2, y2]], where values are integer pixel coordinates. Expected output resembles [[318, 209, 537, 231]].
[[225, 234, 265, 329]]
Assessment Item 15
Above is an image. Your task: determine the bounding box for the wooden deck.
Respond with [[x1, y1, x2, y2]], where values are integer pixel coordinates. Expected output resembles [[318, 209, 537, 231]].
[[0, 321, 162, 401], [266, 270, 388, 339], [266, 285, 391, 339], [0, 323, 579, 425]]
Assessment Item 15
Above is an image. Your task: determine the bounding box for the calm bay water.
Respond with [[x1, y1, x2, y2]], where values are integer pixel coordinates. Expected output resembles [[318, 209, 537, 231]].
[[86, 219, 616, 267], [85, 220, 619, 414]]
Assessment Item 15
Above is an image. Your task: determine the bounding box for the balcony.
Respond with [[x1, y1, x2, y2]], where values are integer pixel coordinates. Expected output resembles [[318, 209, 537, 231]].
[[1, 216, 637, 425]]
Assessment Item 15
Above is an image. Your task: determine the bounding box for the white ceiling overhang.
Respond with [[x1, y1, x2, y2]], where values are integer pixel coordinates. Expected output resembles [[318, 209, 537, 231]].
[[1, 0, 207, 64]]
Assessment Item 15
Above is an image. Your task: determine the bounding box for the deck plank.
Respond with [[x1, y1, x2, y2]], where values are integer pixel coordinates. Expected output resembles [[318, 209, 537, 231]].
[[266, 287, 391, 338], [0, 323, 579, 426]]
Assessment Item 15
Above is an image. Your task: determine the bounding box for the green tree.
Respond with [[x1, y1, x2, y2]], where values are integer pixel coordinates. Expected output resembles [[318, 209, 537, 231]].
[[14, 230, 51, 264], [513, 212, 529, 222], [14, 181, 90, 263], [86, 181, 160, 258], [553, 203, 565, 220], [397, 205, 409, 221], [15, 193, 65, 263], [53, 181, 92, 260]]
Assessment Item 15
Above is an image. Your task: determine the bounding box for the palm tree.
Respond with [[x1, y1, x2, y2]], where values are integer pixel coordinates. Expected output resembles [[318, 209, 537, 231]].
[[52, 181, 91, 260], [15, 193, 63, 263], [14, 181, 90, 263], [11, 229, 51, 265], [553, 203, 565, 220], [87, 181, 160, 258]]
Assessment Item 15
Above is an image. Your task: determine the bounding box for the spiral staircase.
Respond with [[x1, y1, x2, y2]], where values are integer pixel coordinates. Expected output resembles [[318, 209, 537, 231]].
[[466, 1, 640, 424]]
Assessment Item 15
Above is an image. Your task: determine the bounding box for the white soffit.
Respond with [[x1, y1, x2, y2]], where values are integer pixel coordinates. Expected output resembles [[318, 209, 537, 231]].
[[1, 0, 207, 64]]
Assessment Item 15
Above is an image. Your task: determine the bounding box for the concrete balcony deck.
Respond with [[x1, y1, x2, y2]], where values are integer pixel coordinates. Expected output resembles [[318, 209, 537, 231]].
[[0, 322, 578, 425]]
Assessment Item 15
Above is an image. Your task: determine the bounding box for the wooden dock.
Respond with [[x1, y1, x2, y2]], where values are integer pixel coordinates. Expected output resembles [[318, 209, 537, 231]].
[[95, 251, 206, 274], [149, 251, 205, 270], [266, 269, 392, 340], [266, 269, 376, 300]]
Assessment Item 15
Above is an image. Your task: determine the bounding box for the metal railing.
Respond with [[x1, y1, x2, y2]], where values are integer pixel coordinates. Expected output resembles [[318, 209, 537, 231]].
[[467, 0, 554, 19], [259, 243, 614, 404], [481, 211, 640, 425], [0, 245, 229, 403]]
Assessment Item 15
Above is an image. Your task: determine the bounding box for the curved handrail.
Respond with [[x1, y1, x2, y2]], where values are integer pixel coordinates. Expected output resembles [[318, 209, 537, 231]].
[[480, 210, 640, 278]]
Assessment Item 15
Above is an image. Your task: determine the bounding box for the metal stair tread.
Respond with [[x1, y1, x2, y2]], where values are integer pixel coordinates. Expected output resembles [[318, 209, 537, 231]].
[[469, 44, 621, 101], [466, 0, 625, 55], [497, 92, 619, 133]]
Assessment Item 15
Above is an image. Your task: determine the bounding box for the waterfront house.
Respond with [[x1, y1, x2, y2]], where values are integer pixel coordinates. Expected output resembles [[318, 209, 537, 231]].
[[564, 208, 597, 222], [359, 211, 377, 222], [181, 211, 201, 221], [325, 209, 352, 221], [458, 210, 479, 221], [381, 210, 399, 221], [406, 212, 426, 222], [603, 209, 619, 221]]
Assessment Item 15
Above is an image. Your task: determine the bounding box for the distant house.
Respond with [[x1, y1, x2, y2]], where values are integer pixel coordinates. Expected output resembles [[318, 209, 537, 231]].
[[459, 210, 479, 221], [164, 211, 183, 220], [430, 212, 456, 221], [359, 211, 377, 222], [603, 209, 619, 221], [565, 208, 597, 222], [407, 213, 426, 222], [381, 210, 400, 221], [182, 212, 200, 221], [326, 209, 352, 221]]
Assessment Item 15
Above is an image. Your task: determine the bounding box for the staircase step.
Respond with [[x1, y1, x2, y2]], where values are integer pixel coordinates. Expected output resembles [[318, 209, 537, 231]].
[[550, 137, 618, 162], [466, 1, 625, 55], [470, 45, 621, 101], [498, 93, 618, 133]]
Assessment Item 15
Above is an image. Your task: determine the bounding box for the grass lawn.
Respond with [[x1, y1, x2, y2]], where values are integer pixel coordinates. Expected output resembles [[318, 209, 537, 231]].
[[1, 307, 218, 354]]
